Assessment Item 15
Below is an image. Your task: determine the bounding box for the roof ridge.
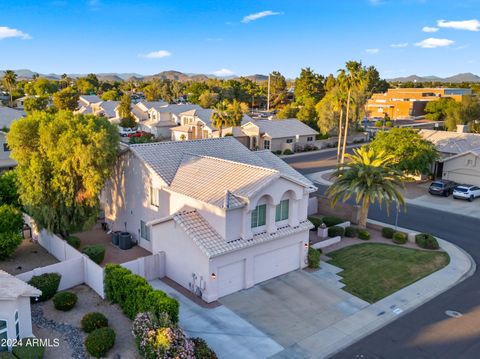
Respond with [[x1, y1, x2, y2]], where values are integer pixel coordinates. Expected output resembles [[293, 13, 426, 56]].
[[129, 137, 235, 147]]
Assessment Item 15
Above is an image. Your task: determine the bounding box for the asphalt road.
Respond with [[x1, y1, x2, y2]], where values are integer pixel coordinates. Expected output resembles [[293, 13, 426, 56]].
[[282, 146, 357, 174], [287, 153, 480, 359]]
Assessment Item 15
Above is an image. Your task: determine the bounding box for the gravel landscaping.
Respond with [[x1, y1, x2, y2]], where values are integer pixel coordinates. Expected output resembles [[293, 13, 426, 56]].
[[0, 239, 58, 274]]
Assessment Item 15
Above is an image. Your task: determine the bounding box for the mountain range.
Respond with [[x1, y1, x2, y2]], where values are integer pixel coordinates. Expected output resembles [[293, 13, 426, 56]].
[[388, 72, 480, 83]]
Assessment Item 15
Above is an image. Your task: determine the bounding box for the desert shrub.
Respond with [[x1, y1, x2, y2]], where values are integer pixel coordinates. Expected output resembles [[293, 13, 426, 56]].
[[381, 227, 395, 239], [344, 226, 358, 238], [11, 338, 45, 359], [328, 226, 345, 237], [53, 291, 78, 311], [104, 264, 179, 323], [393, 232, 407, 244], [82, 245, 105, 264], [65, 236, 81, 249], [0, 204, 23, 259], [85, 327, 116, 358], [308, 216, 323, 230], [282, 148, 293, 155], [415, 233, 439, 250], [322, 216, 343, 227], [358, 230, 371, 240], [81, 312, 108, 333], [192, 338, 218, 359], [28, 273, 61, 301], [308, 247, 321, 269]]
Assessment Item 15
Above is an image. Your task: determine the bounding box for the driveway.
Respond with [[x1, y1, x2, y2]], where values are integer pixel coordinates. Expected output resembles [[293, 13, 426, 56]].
[[408, 194, 480, 218]]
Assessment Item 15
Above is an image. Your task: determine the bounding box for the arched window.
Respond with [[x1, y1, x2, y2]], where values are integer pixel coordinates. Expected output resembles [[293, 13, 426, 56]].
[[14, 311, 19, 340]]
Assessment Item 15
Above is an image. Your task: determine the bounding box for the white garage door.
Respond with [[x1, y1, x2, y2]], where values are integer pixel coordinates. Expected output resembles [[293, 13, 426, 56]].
[[218, 260, 245, 297], [448, 172, 480, 187], [253, 244, 301, 284]]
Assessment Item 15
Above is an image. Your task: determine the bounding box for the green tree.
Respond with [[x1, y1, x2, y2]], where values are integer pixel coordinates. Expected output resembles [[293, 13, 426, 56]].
[[445, 96, 480, 131], [369, 128, 438, 175], [198, 91, 219, 108], [227, 99, 249, 125], [118, 94, 133, 119], [296, 97, 318, 129], [24, 96, 49, 113], [294, 67, 325, 105], [101, 89, 122, 101], [3, 70, 17, 107], [0, 170, 20, 207], [7, 111, 119, 236], [327, 147, 405, 228], [0, 204, 23, 259], [277, 103, 299, 119], [316, 85, 345, 135], [76, 76, 97, 94], [268, 71, 287, 108], [24, 78, 58, 96], [424, 98, 456, 121], [211, 100, 236, 137], [53, 87, 79, 111]]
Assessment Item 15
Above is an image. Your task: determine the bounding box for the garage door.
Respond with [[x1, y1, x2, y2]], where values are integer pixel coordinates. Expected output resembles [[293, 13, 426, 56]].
[[218, 260, 245, 297], [448, 172, 480, 187], [253, 244, 301, 284]]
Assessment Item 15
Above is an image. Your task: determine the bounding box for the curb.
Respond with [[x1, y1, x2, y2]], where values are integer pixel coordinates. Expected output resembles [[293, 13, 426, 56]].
[[279, 144, 361, 159]]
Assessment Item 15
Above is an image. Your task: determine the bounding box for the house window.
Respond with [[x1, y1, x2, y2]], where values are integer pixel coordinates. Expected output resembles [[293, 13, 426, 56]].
[[140, 220, 150, 241], [3, 143, 9, 152], [0, 319, 7, 352], [275, 199, 289, 222], [150, 187, 160, 207], [286, 139, 293, 144], [264, 140, 270, 150], [307, 137, 314, 142], [251, 204, 267, 228], [14, 311, 19, 340]]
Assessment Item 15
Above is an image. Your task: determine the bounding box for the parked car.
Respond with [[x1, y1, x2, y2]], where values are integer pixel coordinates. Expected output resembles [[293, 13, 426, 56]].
[[127, 131, 150, 138], [428, 180, 457, 197], [453, 185, 480, 202], [118, 127, 137, 137]]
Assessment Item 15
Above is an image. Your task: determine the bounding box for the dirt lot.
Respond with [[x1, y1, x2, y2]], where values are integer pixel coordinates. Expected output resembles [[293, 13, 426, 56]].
[[32, 284, 141, 359], [0, 239, 58, 274]]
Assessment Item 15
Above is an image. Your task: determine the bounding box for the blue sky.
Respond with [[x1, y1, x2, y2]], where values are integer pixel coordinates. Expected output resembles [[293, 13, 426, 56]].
[[0, 0, 479, 78]]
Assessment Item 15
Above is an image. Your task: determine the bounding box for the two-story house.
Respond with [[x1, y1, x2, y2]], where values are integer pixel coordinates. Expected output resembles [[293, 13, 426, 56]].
[[102, 137, 316, 302]]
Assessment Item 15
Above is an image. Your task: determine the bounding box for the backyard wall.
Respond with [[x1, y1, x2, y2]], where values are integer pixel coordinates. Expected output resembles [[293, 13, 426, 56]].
[[315, 195, 361, 224]]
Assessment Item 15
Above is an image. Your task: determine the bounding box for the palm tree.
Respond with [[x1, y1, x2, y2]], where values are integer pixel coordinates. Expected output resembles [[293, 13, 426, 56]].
[[330, 84, 347, 162], [3, 70, 17, 107], [327, 147, 405, 228], [211, 100, 231, 137], [338, 61, 366, 163], [227, 99, 249, 126]]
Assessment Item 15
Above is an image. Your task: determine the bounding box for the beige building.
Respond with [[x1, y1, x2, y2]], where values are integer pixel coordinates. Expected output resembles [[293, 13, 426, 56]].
[[441, 150, 480, 186]]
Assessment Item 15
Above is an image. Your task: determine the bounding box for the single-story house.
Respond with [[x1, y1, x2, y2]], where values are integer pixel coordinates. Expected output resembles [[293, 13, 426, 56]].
[[0, 270, 41, 352], [78, 95, 102, 108], [0, 131, 16, 170], [440, 149, 480, 186], [101, 137, 316, 302]]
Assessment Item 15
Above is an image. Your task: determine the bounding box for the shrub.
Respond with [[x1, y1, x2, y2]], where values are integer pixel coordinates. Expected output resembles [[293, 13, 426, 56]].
[[81, 312, 108, 333], [385, 120, 393, 128], [28, 273, 61, 301], [282, 149, 293, 155], [322, 216, 343, 227], [53, 291, 77, 311], [192, 338, 218, 359], [65, 236, 81, 249], [374, 120, 383, 128], [132, 312, 194, 359], [82, 245, 105, 264], [293, 143, 304, 153], [344, 226, 358, 238], [308, 216, 323, 230], [381, 227, 395, 239], [415, 233, 439, 250], [104, 264, 179, 323], [0, 352, 15, 358], [85, 327, 116, 358], [328, 226, 345, 237], [11, 338, 45, 359], [273, 150, 282, 155], [308, 247, 321, 269], [0, 231, 23, 260], [393, 232, 407, 244], [358, 230, 371, 240], [0, 204, 23, 259]]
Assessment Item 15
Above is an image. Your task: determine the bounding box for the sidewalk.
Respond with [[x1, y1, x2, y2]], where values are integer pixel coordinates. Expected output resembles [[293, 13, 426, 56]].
[[272, 220, 475, 359]]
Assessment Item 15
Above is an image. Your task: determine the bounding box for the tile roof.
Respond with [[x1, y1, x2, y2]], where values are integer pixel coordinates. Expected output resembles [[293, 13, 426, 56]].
[[169, 154, 278, 208], [0, 270, 41, 300], [98, 100, 119, 118], [79, 95, 102, 105], [170, 125, 193, 133], [172, 210, 313, 258], [419, 129, 480, 154], [245, 119, 318, 138]]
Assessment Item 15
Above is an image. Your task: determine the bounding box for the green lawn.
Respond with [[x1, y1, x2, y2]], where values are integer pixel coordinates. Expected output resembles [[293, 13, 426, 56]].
[[328, 243, 450, 303]]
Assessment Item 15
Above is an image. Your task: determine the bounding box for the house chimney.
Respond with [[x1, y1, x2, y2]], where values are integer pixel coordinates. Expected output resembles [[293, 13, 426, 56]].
[[457, 124, 468, 133], [223, 190, 231, 209]]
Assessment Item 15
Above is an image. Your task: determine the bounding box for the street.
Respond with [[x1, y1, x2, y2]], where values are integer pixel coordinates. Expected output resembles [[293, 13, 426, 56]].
[[286, 153, 480, 359]]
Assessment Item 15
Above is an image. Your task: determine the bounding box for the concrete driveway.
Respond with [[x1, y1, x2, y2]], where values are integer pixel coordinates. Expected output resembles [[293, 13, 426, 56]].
[[219, 270, 368, 351], [408, 194, 480, 218]]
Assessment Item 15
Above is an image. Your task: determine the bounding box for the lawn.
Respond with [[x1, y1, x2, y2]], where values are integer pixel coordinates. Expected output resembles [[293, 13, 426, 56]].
[[328, 243, 450, 303]]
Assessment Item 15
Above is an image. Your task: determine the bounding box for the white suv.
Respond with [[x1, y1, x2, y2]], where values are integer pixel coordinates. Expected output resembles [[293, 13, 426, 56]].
[[118, 126, 137, 137], [453, 185, 480, 202]]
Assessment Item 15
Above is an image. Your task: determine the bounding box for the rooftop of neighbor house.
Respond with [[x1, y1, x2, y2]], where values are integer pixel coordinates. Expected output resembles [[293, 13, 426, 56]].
[[97, 100, 119, 117], [0, 269, 41, 300], [0, 106, 26, 128], [247, 118, 319, 138], [79, 95, 102, 104], [150, 209, 313, 258], [129, 137, 315, 189], [419, 129, 480, 154]]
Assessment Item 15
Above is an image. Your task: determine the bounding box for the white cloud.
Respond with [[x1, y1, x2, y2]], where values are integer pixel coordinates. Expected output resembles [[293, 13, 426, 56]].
[[391, 43, 408, 48], [365, 48, 379, 54], [0, 26, 31, 40], [368, 0, 384, 5], [437, 19, 480, 31], [242, 10, 280, 23], [415, 38, 454, 48], [140, 50, 172, 59], [422, 26, 438, 33], [212, 68, 235, 77]]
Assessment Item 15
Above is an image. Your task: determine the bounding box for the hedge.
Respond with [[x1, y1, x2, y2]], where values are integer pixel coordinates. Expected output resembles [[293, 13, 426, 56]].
[[0, 353, 15, 358], [65, 236, 81, 249], [28, 273, 61, 302], [308, 247, 321, 269], [328, 226, 345, 237], [85, 327, 115, 358], [53, 291, 77, 311], [393, 232, 407, 244], [322, 216, 343, 227], [12, 338, 45, 359], [192, 338, 218, 359], [104, 264, 179, 323], [344, 226, 358, 238], [358, 230, 371, 240], [381, 227, 395, 239], [81, 312, 108, 333], [82, 245, 105, 264], [283, 149, 293, 155], [415, 233, 439, 250], [308, 216, 323, 230]]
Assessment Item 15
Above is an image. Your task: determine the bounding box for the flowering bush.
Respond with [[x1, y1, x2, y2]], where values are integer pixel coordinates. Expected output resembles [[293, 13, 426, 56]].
[[132, 312, 195, 359]]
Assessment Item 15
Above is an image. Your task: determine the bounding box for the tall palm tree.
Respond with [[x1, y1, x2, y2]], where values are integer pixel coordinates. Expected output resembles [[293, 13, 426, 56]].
[[327, 147, 405, 228], [3, 70, 17, 107], [211, 100, 231, 137], [338, 61, 366, 163], [330, 84, 347, 162], [227, 99, 249, 126]]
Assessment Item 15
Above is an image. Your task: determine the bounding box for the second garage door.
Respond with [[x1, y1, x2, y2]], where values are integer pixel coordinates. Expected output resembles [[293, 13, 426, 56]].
[[218, 260, 245, 297], [253, 244, 301, 284]]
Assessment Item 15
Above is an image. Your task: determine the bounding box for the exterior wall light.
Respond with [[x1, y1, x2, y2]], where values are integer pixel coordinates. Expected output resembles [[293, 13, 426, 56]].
[[211, 273, 216, 280], [304, 243, 309, 249]]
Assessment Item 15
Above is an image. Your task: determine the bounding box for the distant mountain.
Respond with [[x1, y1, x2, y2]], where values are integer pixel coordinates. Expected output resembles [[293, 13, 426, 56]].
[[389, 72, 480, 83]]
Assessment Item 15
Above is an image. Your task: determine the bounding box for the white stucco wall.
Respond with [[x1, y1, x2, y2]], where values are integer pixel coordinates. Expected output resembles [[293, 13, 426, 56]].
[[0, 297, 34, 348], [443, 153, 480, 186]]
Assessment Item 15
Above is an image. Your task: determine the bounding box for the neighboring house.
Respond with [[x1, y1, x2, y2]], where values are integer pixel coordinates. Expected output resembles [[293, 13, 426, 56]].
[[131, 101, 168, 122], [232, 119, 318, 151], [0, 270, 41, 352], [102, 137, 316, 302], [90, 100, 120, 122], [0, 132, 16, 170], [441, 149, 480, 186], [14, 96, 31, 110], [0, 107, 25, 170], [0, 106, 26, 129], [78, 95, 102, 108]]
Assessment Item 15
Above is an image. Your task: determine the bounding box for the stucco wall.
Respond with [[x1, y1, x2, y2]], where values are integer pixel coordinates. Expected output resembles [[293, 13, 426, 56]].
[[0, 297, 34, 347], [443, 153, 480, 186]]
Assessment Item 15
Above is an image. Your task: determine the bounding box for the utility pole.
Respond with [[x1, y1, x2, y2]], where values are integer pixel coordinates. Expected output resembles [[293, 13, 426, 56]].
[[267, 73, 271, 112]]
